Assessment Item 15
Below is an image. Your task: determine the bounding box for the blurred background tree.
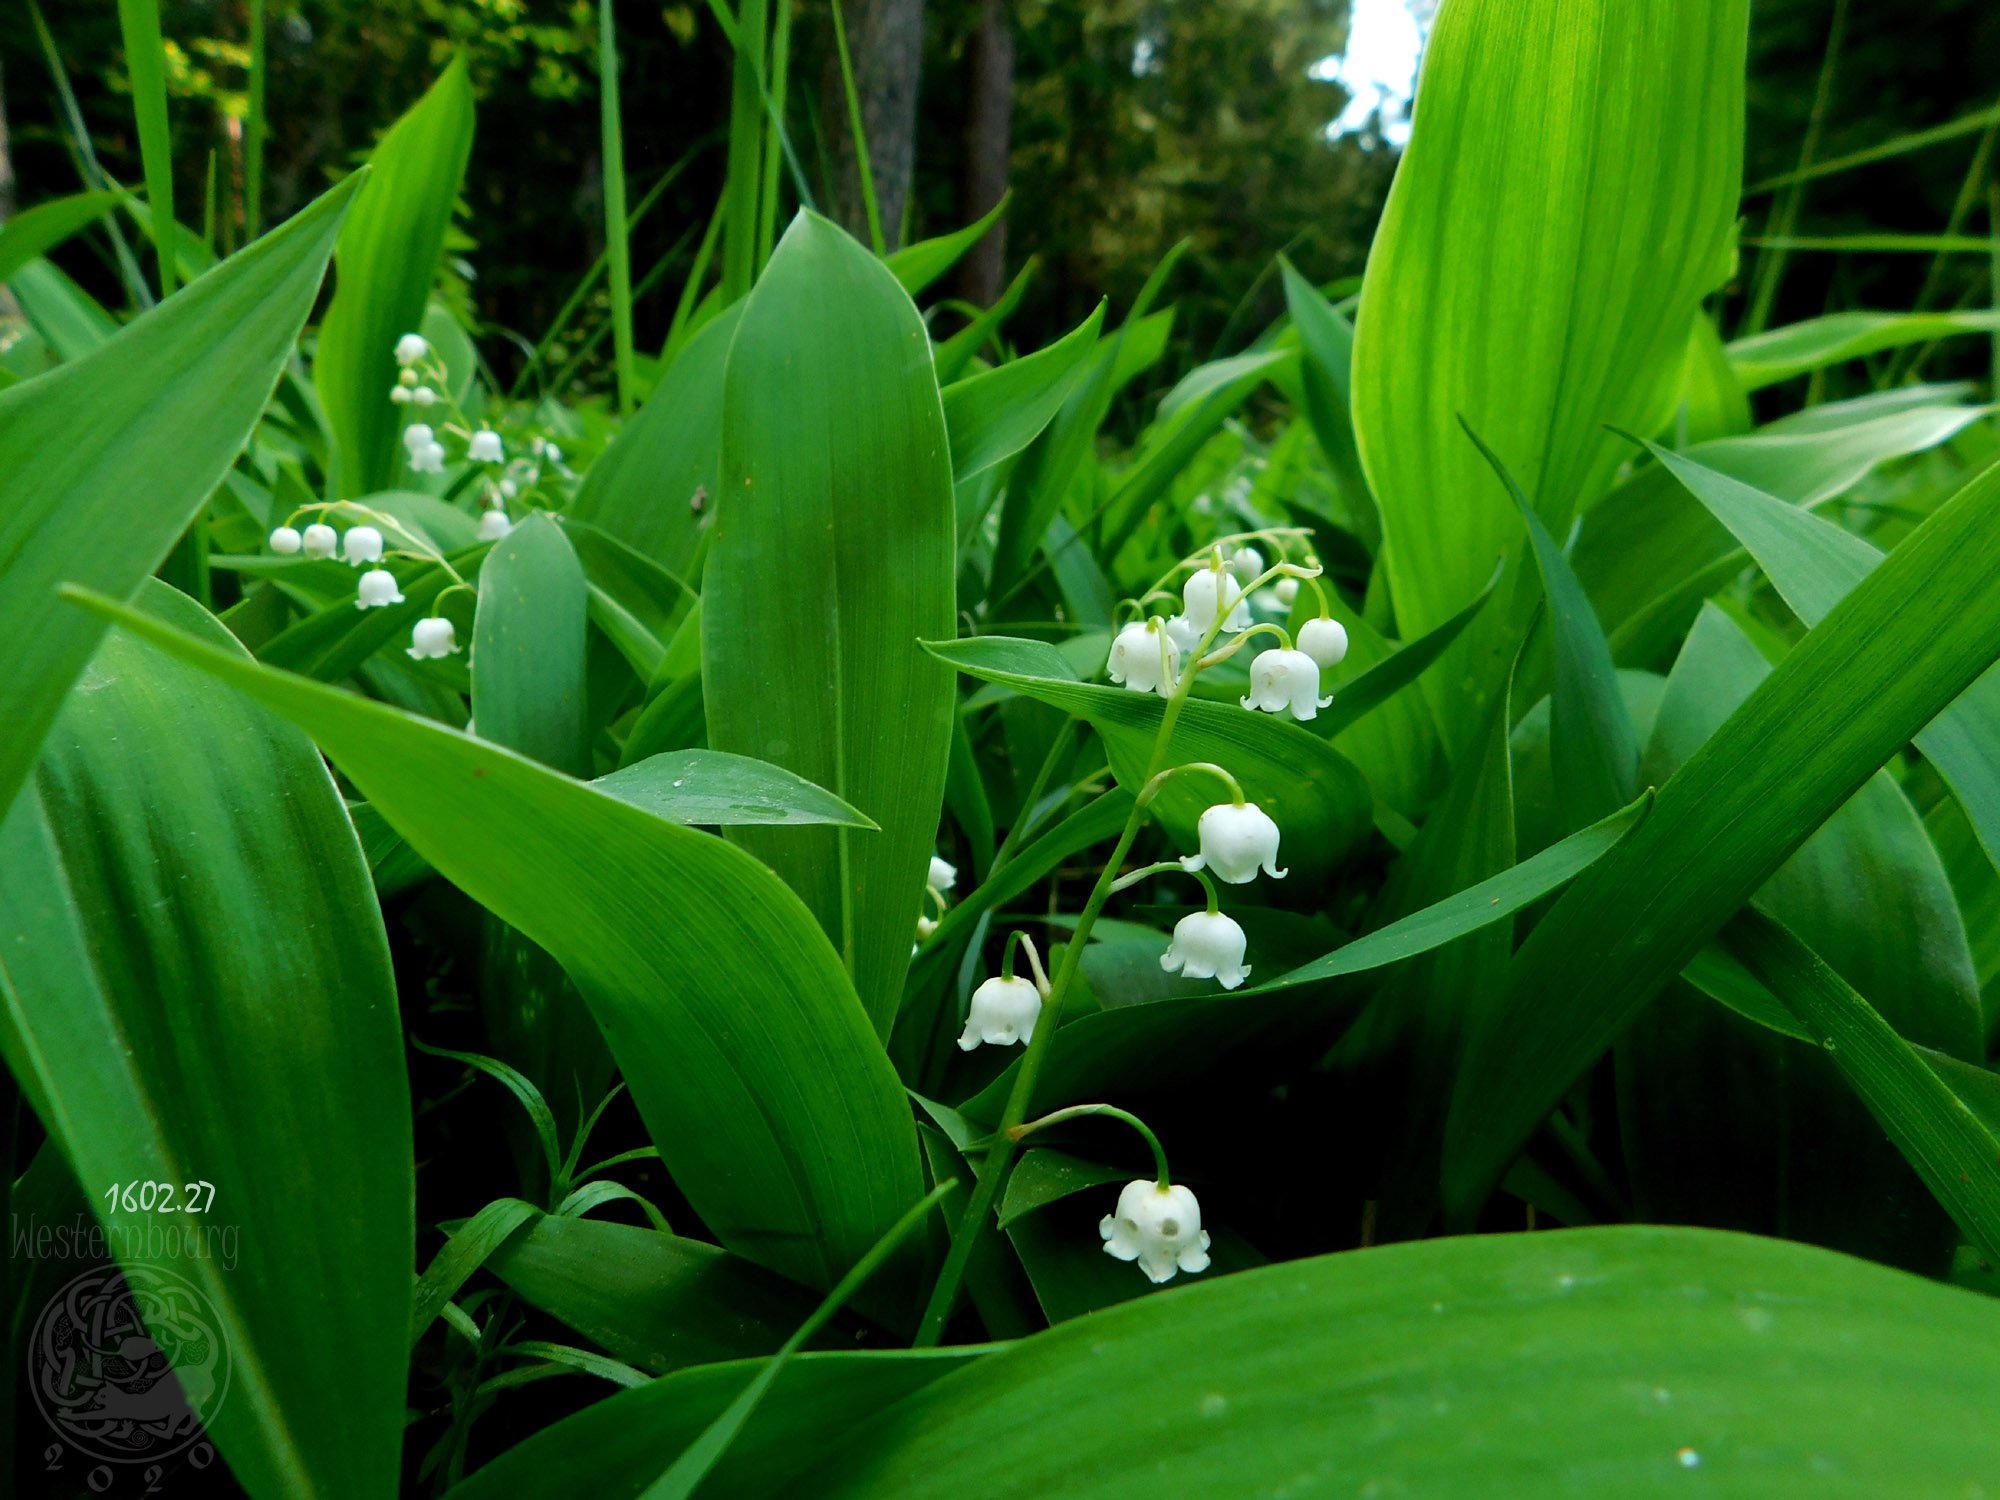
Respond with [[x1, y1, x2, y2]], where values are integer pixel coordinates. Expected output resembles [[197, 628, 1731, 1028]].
[[0, 0, 1993, 402]]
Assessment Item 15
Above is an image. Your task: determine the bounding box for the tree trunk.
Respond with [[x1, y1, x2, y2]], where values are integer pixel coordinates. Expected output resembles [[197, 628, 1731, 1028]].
[[957, 0, 1013, 305], [823, 0, 926, 250]]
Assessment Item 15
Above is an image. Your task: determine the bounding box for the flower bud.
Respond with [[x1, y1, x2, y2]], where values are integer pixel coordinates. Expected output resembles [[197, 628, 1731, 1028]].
[[929, 855, 958, 893], [342, 526, 385, 566], [1228, 544, 1264, 584], [411, 386, 437, 407], [1297, 616, 1349, 670], [302, 524, 339, 560], [1160, 910, 1250, 989], [389, 386, 413, 405], [268, 526, 303, 555], [1273, 576, 1300, 607], [477, 508, 513, 542], [394, 332, 430, 366]]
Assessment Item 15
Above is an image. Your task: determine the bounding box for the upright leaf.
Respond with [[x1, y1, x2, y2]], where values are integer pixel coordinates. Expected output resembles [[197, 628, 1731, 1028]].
[[314, 58, 475, 495], [0, 173, 358, 819], [0, 583, 410, 1500], [1351, 0, 1747, 748], [705, 212, 956, 1035]]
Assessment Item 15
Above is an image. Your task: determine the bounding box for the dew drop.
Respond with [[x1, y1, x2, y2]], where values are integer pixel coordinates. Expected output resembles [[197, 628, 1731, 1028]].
[[1677, 1448, 1701, 1470]]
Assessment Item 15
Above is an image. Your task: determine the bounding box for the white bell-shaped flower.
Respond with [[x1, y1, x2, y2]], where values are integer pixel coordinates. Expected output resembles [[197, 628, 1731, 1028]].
[[403, 423, 435, 452], [342, 526, 385, 566], [395, 332, 430, 366], [477, 508, 513, 542], [1181, 802, 1285, 884], [389, 385, 413, 405], [1163, 614, 1202, 657], [929, 855, 958, 893], [1100, 1180, 1211, 1284], [412, 386, 438, 407], [1272, 576, 1300, 608], [268, 526, 303, 555], [408, 616, 459, 660], [468, 429, 505, 464], [1106, 620, 1177, 698], [410, 441, 447, 475], [1241, 647, 1332, 721], [1161, 910, 1250, 989], [956, 975, 1042, 1051], [355, 569, 405, 610], [302, 523, 339, 559], [1180, 566, 1252, 638], [545, 443, 564, 464], [1298, 616, 1349, 670], [1228, 544, 1264, 584]]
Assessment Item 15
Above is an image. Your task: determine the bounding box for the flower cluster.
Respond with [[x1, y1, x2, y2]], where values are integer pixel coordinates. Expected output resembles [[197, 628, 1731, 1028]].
[[265, 505, 463, 660]]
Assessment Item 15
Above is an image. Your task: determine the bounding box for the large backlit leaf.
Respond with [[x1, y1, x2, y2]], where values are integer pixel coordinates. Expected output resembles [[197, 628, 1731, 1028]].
[[0, 173, 358, 818], [705, 212, 956, 1036], [0, 583, 410, 1500], [1351, 0, 1747, 748], [314, 58, 475, 494], [68, 589, 927, 1300], [1444, 454, 2000, 1224], [806, 1228, 2000, 1497], [1728, 310, 2000, 390]]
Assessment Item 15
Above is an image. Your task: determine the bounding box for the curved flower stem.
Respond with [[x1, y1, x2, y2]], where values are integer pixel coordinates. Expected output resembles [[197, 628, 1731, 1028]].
[[1007, 1103, 1171, 1188], [1198, 621, 1291, 669], [1105, 859, 1183, 895], [915, 598, 1228, 1346], [430, 581, 479, 617], [1139, 760, 1244, 809], [1191, 867, 1221, 915], [1306, 574, 1335, 620]]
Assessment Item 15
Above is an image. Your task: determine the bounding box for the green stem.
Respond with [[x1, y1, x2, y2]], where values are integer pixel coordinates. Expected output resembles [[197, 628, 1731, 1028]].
[[1140, 760, 1243, 808], [915, 616, 1216, 1345], [1009, 1103, 1170, 1187]]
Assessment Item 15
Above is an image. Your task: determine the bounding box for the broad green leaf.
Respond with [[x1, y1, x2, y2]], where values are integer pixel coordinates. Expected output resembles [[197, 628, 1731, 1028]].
[[314, 58, 475, 494], [1727, 910, 2000, 1265], [705, 212, 956, 1036], [570, 304, 741, 578], [1651, 443, 2000, 878], [807, 1227, 2000, 1498], [474, 514, 592, 775], [0, 173, 358, 819], [441, 1349, 988, 1500], [1445, 455, 2000, 1226], [962, 797, 1647, 1121], [941, 302, 1103, 481], [69, 590, 927, 1299], [929, 636, 1373, 882], [0, 582, 410, 1500], [0, 190, 122, 286], [481, 1213, 813, 1375], [595, 750, 876, 827], [1351, 0, 1747, 750], [1728, 310, 2000, 389]]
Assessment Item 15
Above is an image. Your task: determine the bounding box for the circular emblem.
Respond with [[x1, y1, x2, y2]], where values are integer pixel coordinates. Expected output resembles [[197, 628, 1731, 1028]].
[[29, 1264, 230, 1464]]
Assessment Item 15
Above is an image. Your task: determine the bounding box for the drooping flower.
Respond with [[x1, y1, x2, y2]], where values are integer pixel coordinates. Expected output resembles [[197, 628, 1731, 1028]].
[[389, 385, 413, 405], [1164, 614, 1202, 657], [468, 429, 505, 464], [394, 332, 430, 366], [1181, 802, 1285, 884], [403, 423, 435, 452], [342, 526, 385, 566], [477, 508, 513, 542], [408, 616, 459, 660], [1298, 616, 1349, 670], [1180, 566, 1252, 639], [302, 523, 339, 560], [929, 855, 958, 893], [1241, 648, 1332, 721], [355, 569, 405, 609], [268, 525, 303, 556], [1106, 620, 1177, 698], [1228, 544, 1264, 584], [411, 386, 438, 408], [409, 442, 447, 475], [1100, 1180, 1212, 1284], [956, 975, 1042, 1051], [1161, 910, 1250, 989]]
